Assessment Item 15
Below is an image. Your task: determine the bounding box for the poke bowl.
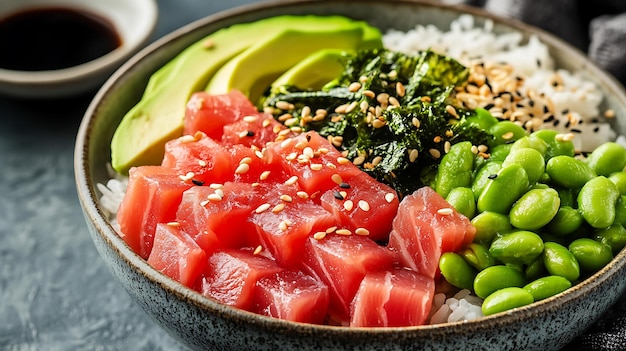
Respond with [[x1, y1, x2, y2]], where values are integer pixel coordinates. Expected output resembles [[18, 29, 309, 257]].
[[74, 0, 626, 350]]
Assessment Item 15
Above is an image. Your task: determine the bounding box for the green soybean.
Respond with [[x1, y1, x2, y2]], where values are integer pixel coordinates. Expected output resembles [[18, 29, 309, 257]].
[[546, 155, 596, 189], [509, 188, 560, 230], [509, 136, 548, 156], [609, 171, 626, 196], [531, 129, 575, 159], [523, 275, 572, 301], [614, 196, 626, 227], [471, 211, 512, 244], [461, 243, 496, 271], [490, 143, 513, 162], [482, 287, 534, 316], [503, 148, 546, 184], [545, 206, 584, 236], [569, 238, 613, 273], [578, 176, 620, 229], [472, 161, 502, 200], [595, 224, 626, 254], [446, 187, 476, 219], [435, 141, 475, 198], [525, 257, 546, 281], [490, 230, 545, 265], [542, 242, 580, 282], [586, 142, 626, 176], [473, 265, 526, 299], [439, 252, 477, 290], [467, 107, 499, 130], [477, 163, 529, 214], [490, 121, 528, 146], [555, 187, 576, 208]]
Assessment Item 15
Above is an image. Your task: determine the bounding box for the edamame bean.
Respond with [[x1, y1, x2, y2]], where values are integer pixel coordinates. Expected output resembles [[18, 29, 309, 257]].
[[473, 265, 526, 299], [439, 252, 477, 290], [489, 230, 545, 265], [503, 148, 546, 184], [586, 142, 626, 176], [482, 287, 534, 316], [466, 107, 499, 130], [531, 129, 575, 159], [545, 206, 584, 236], [461, 243, 496, 271], [542, 242, 580, 282], [490, 121, 527, 146], [595, 224, 626, 254], [578, 176, 620, 229], [435, 141, 474, 198], [609, 171, 626, 196], [446, 187, 476, 219], [523, 275, 571, 301], [477, 163, 529, 214], [471, 211, 512, 244], [614, 196, 626, 227], [555, 187, 575, 208], [546, 156, 596, 189], [568, 238, 613, 273], [509, 136, 548, 157], [525, 257, 546, 281], [490, 143, 513, 162], [509, 188, 560, 230], [472, 161, 502, 200]]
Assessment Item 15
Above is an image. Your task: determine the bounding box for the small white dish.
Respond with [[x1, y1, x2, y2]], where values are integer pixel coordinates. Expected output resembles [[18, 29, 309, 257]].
[[0, 0, 158, 99]]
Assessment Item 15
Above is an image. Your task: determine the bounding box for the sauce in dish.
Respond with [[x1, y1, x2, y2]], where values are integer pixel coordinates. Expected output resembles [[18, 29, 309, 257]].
[[0, 7, 121, 71]]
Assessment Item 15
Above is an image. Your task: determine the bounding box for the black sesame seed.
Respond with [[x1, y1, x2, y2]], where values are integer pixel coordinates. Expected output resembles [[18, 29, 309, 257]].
[[553, 120, 560, 127], [562, 109, 570, 115], [484, 103, 495, 110], [528, 100, 535, 107], [246, 131, 255, 137], [543, 105, 549, 114], [339, 182, 351, 189], [487, 174, 498, 179], [594, 126, 600, 133], [571, 128, 582, 133], [544, 115, 555, 122], [192, 179, 205, 186], [565, 120, 571, 128], [333, 191, 344, 200]]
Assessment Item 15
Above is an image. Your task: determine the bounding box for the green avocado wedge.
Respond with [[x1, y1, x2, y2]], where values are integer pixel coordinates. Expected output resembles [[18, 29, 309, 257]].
[[111, 15, 383, 174], [269, 48, 350, 91]]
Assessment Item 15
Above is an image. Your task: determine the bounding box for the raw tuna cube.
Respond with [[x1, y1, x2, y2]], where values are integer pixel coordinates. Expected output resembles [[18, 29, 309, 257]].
[[387, 186, 475, 278], [117, 166, 193, 259], [254, 269, 329, 324], [264, 131, 364, 194], [249, 183, 337, 267], [176, 182, 267, 254], [184, 90, 259, 139], [201, 250, 282, 310], [161, 132, 233, 185], [320, 173, 399, 242], [303, 234, 397, 323], [350, 268, 435, 327], [225, 144, 288, 184], [147, 223, 207, 288]]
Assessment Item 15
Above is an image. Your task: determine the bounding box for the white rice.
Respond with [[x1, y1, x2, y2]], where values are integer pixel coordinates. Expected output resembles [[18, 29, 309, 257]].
[[97, 14, 619, 326]]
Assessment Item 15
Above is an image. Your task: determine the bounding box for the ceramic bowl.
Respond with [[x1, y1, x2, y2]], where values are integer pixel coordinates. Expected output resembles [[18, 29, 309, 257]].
[[0, 0, 157, 98], [75, 0, 626, 350]]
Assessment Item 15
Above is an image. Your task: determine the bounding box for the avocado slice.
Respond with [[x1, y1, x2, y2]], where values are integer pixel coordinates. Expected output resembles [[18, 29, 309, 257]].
[[205, 24, 379, 102], [270, 48, 351, 90], [111, 15, 381, 174]]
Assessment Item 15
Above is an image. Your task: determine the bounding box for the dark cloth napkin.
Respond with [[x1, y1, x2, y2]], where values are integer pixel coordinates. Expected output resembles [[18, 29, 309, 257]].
[[451, 1, 626, 349]]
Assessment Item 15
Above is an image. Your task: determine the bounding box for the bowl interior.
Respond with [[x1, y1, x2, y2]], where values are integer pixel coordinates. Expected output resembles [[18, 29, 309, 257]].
[[75, 0, 626, 349]]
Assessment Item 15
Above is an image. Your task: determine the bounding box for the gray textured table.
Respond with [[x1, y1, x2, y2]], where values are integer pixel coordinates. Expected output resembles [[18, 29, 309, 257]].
[[0, 1, 623, 350]]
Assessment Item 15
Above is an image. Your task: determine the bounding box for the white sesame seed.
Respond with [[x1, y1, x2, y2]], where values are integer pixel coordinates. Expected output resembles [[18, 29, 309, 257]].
[[207, 193, 223, 202], [285, 176, 299, 186], [355, 228, 370, 236], [276, 101, 294, 110], [385, 192, 395, 203], [296, 191, 309, 199], [429, 148, 441, 158], [253, 245, 263, 255], [214, 189, 224, 198], [200, 200, 210, 206], [326, 226, 337, 234], [279, 220, 290, 231], [335, 229, 352, 236], [337, 157, 350, 165], [280, 194, 293, 202], [358, 200, 370, 211], [409, 149, 419, 163], [179, 135, 197, 143], [167, 221, 180, 227], [260, 170, 271, 180], [209, 183, 223, 189], [272, 203, 285, 213], [198, 160, 207, 167], [344, 200, 354, 211], [243, 115, 258, 123], [313, 231, 327, 240], [235, 163, 250, 174], [437, 208, 454, 215], [310, 163, 323, 171], [240, 157, 252, 165], [255, 203, 271, 213]]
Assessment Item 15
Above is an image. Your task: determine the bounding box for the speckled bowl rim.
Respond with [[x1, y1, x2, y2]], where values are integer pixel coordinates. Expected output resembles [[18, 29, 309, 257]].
[[75, 0, 626, 342]]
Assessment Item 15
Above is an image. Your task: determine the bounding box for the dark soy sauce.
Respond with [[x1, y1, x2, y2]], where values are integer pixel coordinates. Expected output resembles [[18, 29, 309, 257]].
[[0, 7, 122, 71]]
